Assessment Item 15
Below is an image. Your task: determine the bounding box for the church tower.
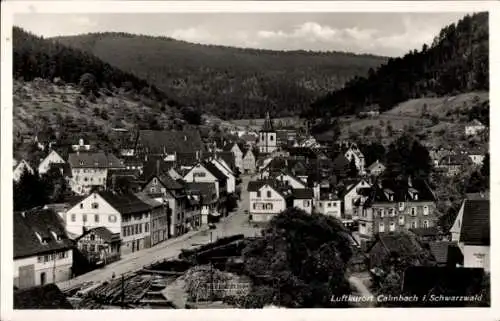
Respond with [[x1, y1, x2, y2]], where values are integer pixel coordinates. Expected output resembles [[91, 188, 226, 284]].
[[258, 112, 277, 154]]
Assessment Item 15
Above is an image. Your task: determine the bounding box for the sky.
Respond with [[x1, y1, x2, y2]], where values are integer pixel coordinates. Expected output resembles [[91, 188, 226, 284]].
[[14, 12, 471, 57]]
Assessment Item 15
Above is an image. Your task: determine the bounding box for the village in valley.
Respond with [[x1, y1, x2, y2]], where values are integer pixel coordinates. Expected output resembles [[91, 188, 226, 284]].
[[10, 11, 490, 309]]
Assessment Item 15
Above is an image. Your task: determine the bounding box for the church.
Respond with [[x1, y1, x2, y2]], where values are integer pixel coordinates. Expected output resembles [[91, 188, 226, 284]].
[[258, 112, 278, 154]]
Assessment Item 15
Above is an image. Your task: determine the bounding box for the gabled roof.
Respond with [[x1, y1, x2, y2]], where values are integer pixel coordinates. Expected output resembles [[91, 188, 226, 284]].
[[202, 161, 228, 184], [365, 178, 436, 204], [367, 160, 386, 171], [369, 231, 424, 257], [14, 209, 74, 259], [247, 179, 293, 198], [76, 226, 121, 243], [292, 188, 314, 199], [136, 129, 205, 154], [98, 191, 151, 215], [409, 227, 441, 238], [143, 168, 184, 190], [135, 191, 164, 208], [185, 182, 218, 205], [459, 199, 490, 246], [217, 152, 236, 171], [68, 152, 124, 169], [14, 284, 73, 309], [428, 241, 463, 265]]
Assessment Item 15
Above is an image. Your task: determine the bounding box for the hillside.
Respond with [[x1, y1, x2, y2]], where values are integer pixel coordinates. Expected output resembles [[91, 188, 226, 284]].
[[311, 12, 489, 117], [53, 32, 387, 119]]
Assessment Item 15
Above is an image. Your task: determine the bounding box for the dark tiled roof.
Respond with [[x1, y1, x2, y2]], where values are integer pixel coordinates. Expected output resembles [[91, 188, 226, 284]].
[[136, 130, 204, 154], [68, 152, 124, 169], [292, 188, 314, 199], [99, 191, 151, 215], [460, 199, 490, 246], [217, 152, 236, 171], [77, 226, 121, 243], [134, 191, 163, 208], [14, 209, 74, 259], [262, 112, 274, 132], [203, 161, 228, 184], [185, 182, 218, 205], [176, 151, 208, 167], [366, 178, 436, 204], [375, 232, 424, 257], [142, 159, 175, 179], [247, 179, 293, 199], [14, 284, 73, 309], [428, 241, 462, 265]]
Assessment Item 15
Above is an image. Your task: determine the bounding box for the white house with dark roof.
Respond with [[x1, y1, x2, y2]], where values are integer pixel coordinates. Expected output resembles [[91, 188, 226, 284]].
[[450, 196, 490, 271], [341, 179, 372, 218], [38, 150, 65, 175], [272, 171, 307, 189], [248, 180, 292, 222], [344, 145, 366, 175], [316, 193, 342, 219], [67, 151, 124, 195], [223, 142, 243, 171], [210, 157, 236, 194], [13, 159, 34, 182], [292, 188, 314, 214], [183, 161, 227, 198], [366, 160, 386, 177], [242, 149, 257, 174], [14, 209, 74, 289]]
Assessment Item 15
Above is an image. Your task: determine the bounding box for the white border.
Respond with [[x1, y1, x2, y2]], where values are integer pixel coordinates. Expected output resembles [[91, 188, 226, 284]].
[[1, 2, 499, 321]]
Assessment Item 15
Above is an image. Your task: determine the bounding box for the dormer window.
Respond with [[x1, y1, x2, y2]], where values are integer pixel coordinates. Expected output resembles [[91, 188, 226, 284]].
[[35, 232, 47, 244], [79, 160, 84, 166], [153, 178, 158, 185]]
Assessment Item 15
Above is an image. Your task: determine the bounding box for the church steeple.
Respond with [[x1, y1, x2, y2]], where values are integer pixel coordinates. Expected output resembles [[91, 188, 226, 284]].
[[262, 112, 274, 132]]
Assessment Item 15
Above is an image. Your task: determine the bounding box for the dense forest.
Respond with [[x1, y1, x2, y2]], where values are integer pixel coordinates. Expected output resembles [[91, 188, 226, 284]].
[[53, 32, 387, 119], [311, 12, 489, 117], [13, 27, 177, 106]]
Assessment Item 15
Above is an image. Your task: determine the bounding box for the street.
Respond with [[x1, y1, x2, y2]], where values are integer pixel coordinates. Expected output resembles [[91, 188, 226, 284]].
[[57, 175, 260, 291]]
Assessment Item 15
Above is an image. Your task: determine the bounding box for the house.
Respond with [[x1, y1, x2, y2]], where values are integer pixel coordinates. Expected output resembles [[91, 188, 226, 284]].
[[186, 182, 218, 225], [72, 138, 91, 152], [38, 150, 66, 175], [183, 161, 227, 198], [276, 129, 297, 147], [366, 160, 386, 177], [248, 180, 293, 222], [133, 129, 205, 159], [135, 192, 169, 247], [141, 170, 185, 238], [340, 179, 372, 218], [465, 119, 486, 137], [14, 209, 74, 289], [292, 188, 314, 214], [468, 152, 485, 166], [316, 193, 342, 219], [223, 142, 243, 171], [210, 156, 236, 194], [257, 112, 278, 154], [242, 149, 257, 174], [67, 152, 125, 195], [272, 171, 307, 189], [356, 178, 438, 242], [450, 197, 490, 271], [34, 132, 56, 151], [14, 284, 73, 309], [344, 145, 366, 175], [367, 231, 427, 270], [13, 159, 34, 182], [75, 227, 121, 266], [240, 133, 258, 149]]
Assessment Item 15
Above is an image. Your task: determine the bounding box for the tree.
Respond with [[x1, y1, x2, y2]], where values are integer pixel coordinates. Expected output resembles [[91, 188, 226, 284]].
[[348, 158, 358, 177], [360, 142, 386, 166], [14, 169, 49, 211], [384, 134, 432, 180], [79, 73, 98, 95], [242, 208, 353, 308], [181, 107, 202, 125], [40, 165, 70, 203]]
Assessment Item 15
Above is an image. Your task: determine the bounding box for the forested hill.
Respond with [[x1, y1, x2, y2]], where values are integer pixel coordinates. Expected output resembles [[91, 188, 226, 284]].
[[13, 27, 177, 106], [53, 32, 387, 119], [311, 12, 489, 117]]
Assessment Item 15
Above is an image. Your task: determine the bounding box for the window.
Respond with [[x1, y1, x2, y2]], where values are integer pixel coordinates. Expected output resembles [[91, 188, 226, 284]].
[[267, 191, 272, 198], [94, 214, 99, 223], [474, 253, 485, 267], [135, 225, 139, 234], [423, 206, 429, 215], [303, 200, 310, 207], [253, 203, 256, 210], [91, 202, 99, 209], [414, 194, 419, 201], [399, 202, 405, 211], [379, 223, 385, 233], [139, 224, 142, 233], [38, 256, 43, 263], [151, 187, 156, 193], [80, 203, 84, 209], [109, 215, 117, 223], [380, 209, 385, 218], [71, 214, 76, 222], [82, 214, 87, 222], [333, 202, 337, 207], [153, 178, 158, 185], [90, 234, 95, 241], [193, 172, 206, 177], [122, 227, 127, 237], [84, 177, 88, 182], [390, 222, 396, 231], [145, 223, 149, 232], [257, 191, 261, 197], [411, 221, 418, 229], [423, 220, 429, 228], [389, 208, 395, 217], [270, 135, 274, 141], [398, 215, 405, 226], [411, 207, 416, 216], [327, 202, 332, 208]]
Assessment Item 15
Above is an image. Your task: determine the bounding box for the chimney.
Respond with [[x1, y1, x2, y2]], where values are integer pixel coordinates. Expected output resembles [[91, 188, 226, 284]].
[[184, 135, 187, 141], [196, 151, 199, 161], [156, 159, 160, 176], [79, 138, 84, 146], [408, 176, 413, 187]]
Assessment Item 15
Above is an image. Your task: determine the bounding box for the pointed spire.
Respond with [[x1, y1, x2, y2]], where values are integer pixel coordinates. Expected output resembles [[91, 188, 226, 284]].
[[262, 112, 274, 132]]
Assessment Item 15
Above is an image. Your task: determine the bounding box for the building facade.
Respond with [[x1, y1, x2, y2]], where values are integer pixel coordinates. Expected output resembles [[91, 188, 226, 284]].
[[38, 150, 65, 175], [248, 181, 290, 222], [257, 112, 278, 154], [242, 149, 257, 174]]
